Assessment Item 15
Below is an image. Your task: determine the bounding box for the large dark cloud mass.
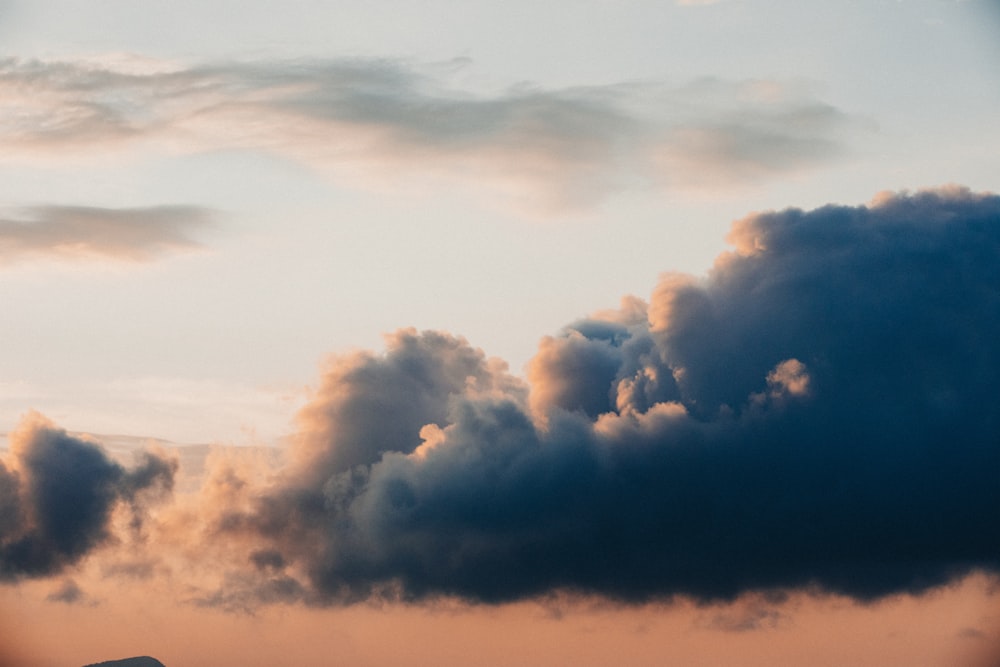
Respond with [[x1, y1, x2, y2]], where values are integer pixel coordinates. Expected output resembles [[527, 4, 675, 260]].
[[207, 185, 1000, 607], [0, 414, 176, 579]]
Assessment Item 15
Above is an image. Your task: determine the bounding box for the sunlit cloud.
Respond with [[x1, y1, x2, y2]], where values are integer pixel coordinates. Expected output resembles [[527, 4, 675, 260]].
[[0, 57, 865, 214]]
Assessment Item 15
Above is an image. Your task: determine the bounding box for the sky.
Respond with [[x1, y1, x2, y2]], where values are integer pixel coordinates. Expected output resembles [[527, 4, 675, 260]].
[[0, 1, 999, 666]]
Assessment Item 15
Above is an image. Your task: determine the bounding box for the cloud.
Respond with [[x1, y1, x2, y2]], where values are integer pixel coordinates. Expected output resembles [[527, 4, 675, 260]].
[[960, 627, 987, 640], [293, 329, 526, 482], [0, 57, 863, 213], [698, 595, 789, 632], [188, 185, 1000, 607], [45, 578, 93, 605], [0, 413, 176, 580], [0, 205, 214, 263]]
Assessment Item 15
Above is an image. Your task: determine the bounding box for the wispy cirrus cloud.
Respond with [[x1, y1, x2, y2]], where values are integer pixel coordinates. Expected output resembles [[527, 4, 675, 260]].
[[0, 204, 214, 264], [0, 57, 865, 213]]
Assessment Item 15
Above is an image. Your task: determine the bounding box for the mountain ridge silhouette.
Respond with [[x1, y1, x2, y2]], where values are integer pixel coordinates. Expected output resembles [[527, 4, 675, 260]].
[[82, 657, 165, 667]]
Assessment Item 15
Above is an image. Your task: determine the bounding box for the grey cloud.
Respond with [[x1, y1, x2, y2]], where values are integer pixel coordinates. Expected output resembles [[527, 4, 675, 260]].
[[960, 627, 987, 640], [211, 185, 1000, 607], [661, 103, 848, 185], [528, 315, 679, 419], [0, 205, 214, 263], [0, 58, 863, 211], [192, 569, 306, 614], [0, 415, 177, 580], [100, 559, 157, 580], [45, 578, 91, 605], [699, 597, 788, 632]]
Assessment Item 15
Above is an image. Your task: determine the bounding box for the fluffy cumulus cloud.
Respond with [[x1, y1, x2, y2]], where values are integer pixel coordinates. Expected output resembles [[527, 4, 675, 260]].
[[0, 205, 214, 263], [0, 413, 176, 579], [0, 57, 861, 212], [183, 185, 1000, 607]]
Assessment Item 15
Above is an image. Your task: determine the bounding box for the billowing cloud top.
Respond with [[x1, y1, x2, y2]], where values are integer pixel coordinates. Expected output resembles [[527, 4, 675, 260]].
[[0, 205, 213, 263], [0, 57, 861, 212], [185, 185, 1000, 607]]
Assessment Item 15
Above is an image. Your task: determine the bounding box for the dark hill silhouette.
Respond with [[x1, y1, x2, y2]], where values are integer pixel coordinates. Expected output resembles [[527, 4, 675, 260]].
[[83, 657, 165, 667]]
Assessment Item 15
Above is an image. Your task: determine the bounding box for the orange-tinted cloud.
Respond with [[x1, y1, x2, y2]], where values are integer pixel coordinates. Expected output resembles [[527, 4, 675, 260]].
[[0, 205, 213, 264]]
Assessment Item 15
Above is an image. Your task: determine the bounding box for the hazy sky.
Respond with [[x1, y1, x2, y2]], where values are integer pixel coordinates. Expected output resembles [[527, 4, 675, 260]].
[[1, 2, 999, 666]]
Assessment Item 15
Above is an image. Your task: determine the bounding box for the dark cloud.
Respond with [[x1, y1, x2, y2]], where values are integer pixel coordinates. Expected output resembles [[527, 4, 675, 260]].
[[191, 568, 306, 614], [0, 414, 176, 580], [0, 205, 214, 263], [210, 185, 1000, 607], [0, 57, 863, 212]]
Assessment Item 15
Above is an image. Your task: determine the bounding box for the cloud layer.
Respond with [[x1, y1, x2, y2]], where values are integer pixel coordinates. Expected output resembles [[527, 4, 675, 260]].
[[0, 414, 176, 579], [191, 185, 1000, 607], [0, 57, 861, 212], [0, 205, 213, 263]]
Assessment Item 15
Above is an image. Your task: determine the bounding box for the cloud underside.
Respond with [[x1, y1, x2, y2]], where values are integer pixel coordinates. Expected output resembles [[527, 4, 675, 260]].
[[0, 57, 861, 212], [0, 205, 213, 263], [3, 186, 999, 610]]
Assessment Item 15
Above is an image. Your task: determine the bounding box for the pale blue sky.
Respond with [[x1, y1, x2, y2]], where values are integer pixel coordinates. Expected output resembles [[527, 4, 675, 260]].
[[0, 0, 997, 443]]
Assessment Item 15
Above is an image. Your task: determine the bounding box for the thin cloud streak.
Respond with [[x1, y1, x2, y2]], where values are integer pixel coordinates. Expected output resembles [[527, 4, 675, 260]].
[[0, 204, 214, 263], [0, 57, 864, 213]]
